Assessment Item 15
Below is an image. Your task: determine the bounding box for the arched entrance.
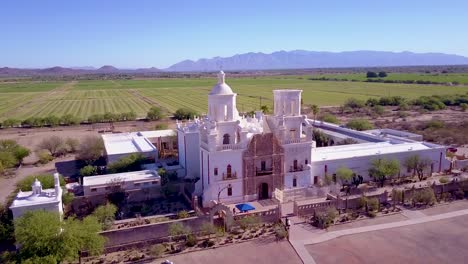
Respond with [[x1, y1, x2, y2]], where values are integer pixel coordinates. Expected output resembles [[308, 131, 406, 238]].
[[258, 183, 269, 200]]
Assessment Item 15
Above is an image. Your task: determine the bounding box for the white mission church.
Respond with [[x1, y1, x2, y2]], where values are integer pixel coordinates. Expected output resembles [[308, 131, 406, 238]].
[[177, 71, 450, 207]]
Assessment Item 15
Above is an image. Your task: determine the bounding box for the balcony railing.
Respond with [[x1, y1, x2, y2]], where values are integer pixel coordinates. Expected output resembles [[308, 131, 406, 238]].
[[289, 165, 304, 172], [281, 137, 310, 145], [222, 172, 237, 180], [256, 168, 273, 176], [217, 143, 245, 151]]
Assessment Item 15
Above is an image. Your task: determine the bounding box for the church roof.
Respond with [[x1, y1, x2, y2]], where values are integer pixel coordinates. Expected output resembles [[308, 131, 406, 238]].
[[209, 71, 234, 95]]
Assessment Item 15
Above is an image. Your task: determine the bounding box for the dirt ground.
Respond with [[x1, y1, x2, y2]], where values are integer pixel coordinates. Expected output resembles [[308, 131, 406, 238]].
[[306, 214, 468, 264], [0, 120, 176, 164], [153, 239, 302, 264]]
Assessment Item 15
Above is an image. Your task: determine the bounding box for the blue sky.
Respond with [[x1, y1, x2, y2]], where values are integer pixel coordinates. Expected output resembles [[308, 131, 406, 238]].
[[1, 0, 467, 68]]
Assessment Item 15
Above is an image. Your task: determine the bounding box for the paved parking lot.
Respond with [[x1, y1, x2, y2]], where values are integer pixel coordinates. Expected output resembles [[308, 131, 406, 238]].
[[154, 238, 302, 264], [306, 214, 468, 264]]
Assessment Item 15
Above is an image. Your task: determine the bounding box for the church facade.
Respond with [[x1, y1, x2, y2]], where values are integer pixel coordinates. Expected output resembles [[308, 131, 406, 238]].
[[177, 71, 450, 207]]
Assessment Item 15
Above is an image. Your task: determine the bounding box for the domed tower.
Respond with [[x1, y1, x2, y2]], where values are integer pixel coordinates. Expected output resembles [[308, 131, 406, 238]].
[[208, 71, 239, 122]]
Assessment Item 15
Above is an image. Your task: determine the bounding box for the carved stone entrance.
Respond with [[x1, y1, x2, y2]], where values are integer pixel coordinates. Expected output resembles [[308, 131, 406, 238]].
[[259, 182, 269, 200]]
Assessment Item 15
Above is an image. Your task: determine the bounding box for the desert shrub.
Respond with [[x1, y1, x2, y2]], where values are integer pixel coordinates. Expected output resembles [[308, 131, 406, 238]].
[[424, 120, 445, 130], [314, 207, 338, 229], [147, 107, 163, 121], [454, 189, 465, 199], [358, 196, 368, 210], [185, 234, 197, 247], [177, 210, 190, 219], [343, 98, 365, 110], [174, 108, 198, 120], [320, 113, 340, 124], [63, 138, 79, 153], [62, 192, 75, 206], [439, 177, 449, 184], [372, 105, 385, 115], [38, 136, 65, 157], [461, 103, 468, 112], [80, 165, 97, 177], [367, 198, 380, 212], [76, 136, 104, 164], [346, 119, 374, 131], [398, 111, 409, 118], [274, 224, 288, 240], [412, 188, 436, 206], [201, 239, 215, 248], [168, 222, 191, 240], [150, 244, 166, 258], [238, 215, 261, 231], [36, 150, 53, 164]]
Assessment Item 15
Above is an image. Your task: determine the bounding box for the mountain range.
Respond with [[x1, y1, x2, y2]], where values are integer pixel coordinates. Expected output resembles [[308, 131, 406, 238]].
[[165, 50, 468, 72], [2, 50, 468, 76]]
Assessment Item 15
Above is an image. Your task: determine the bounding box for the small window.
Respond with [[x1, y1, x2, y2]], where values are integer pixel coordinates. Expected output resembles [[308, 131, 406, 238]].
[[305, 159, 308, 165], [91, 188, 97, 192], [223, 133, 230, 145], [293, 178, 297, 187], [227, 187, 232, 196], [214, 168, 218, 176]]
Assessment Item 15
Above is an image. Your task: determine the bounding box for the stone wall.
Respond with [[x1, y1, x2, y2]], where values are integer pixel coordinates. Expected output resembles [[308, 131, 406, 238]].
[[101, 215, 210, 250], [233, 206, 281, 224]]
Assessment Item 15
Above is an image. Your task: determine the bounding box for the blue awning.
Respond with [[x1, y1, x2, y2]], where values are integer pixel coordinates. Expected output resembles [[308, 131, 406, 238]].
[[236, 203, 255, 212]]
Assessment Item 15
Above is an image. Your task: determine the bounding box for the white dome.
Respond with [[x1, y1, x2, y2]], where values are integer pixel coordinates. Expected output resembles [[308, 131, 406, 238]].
[[209, 71, 234, 95]]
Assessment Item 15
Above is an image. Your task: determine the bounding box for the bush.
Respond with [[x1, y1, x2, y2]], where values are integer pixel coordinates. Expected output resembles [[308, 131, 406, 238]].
[[43, 115, 60, 127], [368, 211, 377, 218], [358, 196, 368, 210], [343, 98, 365, 110], [366, 71, 378, 78], [174, 108, 198, 120], [65, 138, 79, 153], [107, 153, 146, 173], [36, 150, 53, 164], [439, 177, 449, 184], [346, 119, 374, 131], [372, 105, 385, 115], [274, 224, 288, 240], [38, 136, 65, 157], [62, 192, 75, 206], [185, 234, 197, 247], [320, 113, 340, 124], [424, 120, 445, 130], [154, 123, 168, 130], [147, 106, 163, 121], [238, 215, 261, 231], [177, 210, 190, 219], [378, 71, 387, 78], [92, 203, 117, 231], [412, 188, 436, 206], [314, 207, 338, 229], [150, 244, 166, 258], [80, 165, 97, 176], [16, 174, 65, 192], [76, 136, 104, 164], [201, 239, 215, 248], [368, 198, 380, 212], [461, 103, 468, 112]]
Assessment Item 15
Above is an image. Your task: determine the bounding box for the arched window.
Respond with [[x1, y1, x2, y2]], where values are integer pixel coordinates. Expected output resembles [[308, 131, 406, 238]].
[[293, 159, 298, 170], [223, 133, 230, 145], [227, 186, 232, 196], [293, 178, 297, 187], [227, 165, 232, 177]]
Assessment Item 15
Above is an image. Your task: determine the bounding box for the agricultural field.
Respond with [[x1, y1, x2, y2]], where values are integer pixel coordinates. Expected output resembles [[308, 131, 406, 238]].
[[0, 77, 467, 121], [310, 72, 468, 84]]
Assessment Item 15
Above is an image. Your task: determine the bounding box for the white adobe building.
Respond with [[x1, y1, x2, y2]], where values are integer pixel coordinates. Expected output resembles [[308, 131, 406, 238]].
[[10, 173, 63, 220], [177, 71, 451, 207]]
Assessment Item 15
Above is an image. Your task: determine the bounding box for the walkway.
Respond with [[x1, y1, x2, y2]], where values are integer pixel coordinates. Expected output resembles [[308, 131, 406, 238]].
[[289, 207, 468, 264]]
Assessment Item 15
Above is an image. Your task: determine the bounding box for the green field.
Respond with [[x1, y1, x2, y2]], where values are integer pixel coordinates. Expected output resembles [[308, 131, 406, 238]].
[[311, 73, 468, 84], [0, 77, 467, 121]]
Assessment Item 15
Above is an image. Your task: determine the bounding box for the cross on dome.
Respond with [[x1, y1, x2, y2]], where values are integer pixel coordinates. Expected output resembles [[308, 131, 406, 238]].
[[217, 70, 225, 84]]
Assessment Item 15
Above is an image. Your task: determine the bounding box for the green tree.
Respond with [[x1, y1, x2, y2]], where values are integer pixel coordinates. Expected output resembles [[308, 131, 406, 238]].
[[76, 136, 104, 164], [0, 139, 30, 165], [60, 114, 80, 125], [44, 115, 60, 127], [147, 106, 163, 121], [403, 155, 432, 181], [366, 71, 378, 78], [16, 174, 65, 192], [0, 151, 18, 169], [14, 211, 104, 263], [378, 71, 387, 78], [346, 118, 374, 131], [80, 165, 97, 176], [174, 108, 198, 120], [336, 167, 353, 186], [311, 104, 320, 123], [92, 203, 117, 230], [369, 158, 400, 187]]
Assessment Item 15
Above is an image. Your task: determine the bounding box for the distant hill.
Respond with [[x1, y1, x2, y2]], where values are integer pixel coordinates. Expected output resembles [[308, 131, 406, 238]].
[[165, 50, 468, 72], [0, 66, 161, 77]]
